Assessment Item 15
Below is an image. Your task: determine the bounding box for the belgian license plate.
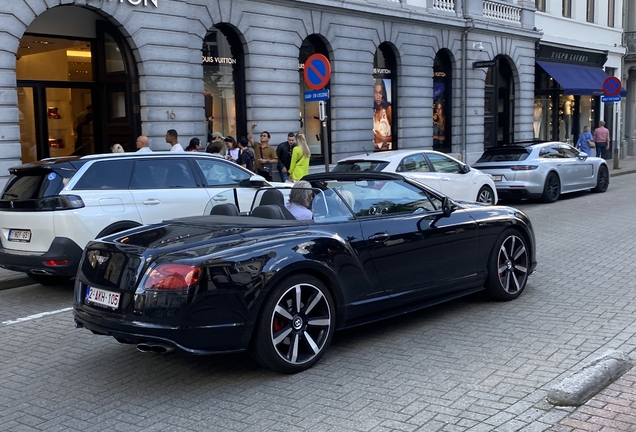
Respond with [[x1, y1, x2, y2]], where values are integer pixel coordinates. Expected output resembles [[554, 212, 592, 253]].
[[490, 175, 502, 182], [8, 229, 31, 242], [85, 286, 120, 310]]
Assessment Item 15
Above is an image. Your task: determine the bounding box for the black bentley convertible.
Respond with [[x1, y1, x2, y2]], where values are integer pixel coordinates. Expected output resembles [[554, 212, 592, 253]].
[[73, 172, 537, 373]]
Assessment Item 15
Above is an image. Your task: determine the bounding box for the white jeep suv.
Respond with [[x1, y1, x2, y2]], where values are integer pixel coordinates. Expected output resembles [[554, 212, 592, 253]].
[[0, 152, 274, 284]]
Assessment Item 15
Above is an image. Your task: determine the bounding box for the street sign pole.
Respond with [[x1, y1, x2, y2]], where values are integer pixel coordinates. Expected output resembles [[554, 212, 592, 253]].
[[319, 101, 329, 173]]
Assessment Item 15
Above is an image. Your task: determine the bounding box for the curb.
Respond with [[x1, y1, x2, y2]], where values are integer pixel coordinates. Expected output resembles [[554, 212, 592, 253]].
[[547, 350, 634, 406], [0, 276, 35, 291]]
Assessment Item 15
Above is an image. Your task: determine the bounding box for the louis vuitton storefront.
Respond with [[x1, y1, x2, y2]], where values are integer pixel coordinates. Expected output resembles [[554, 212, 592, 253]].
[[0, 0, 538, 186]]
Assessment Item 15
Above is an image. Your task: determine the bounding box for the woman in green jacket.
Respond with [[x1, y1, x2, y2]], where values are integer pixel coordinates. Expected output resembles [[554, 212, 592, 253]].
[[289, 133, 311, 181]]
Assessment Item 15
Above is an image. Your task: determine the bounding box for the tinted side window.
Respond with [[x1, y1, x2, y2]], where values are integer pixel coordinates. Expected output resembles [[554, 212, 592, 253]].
[[400, 154, 430, 172], [130, 159, 197, 189], [196, 159, 250, 187], [426, 153, 462, 174], [332, 161, 389, 172], [539, 146, 562, 159], [73, 160, 134, 190]]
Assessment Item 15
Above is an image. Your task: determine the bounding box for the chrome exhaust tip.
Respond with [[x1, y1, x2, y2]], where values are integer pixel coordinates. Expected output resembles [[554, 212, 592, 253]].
[[136, 343, 175, 354]]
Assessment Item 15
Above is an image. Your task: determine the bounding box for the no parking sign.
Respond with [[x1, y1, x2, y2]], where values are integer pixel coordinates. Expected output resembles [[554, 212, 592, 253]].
[[303, 54, 331, 91]]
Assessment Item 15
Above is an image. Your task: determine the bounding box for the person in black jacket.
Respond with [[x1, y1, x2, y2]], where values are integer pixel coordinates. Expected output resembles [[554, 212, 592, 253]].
[[276, 133, 295, 182]]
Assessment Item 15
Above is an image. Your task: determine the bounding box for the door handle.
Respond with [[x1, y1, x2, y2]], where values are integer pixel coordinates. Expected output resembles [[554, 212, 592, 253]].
[[369, 232, 389, 242], [213, 196, 228, 202], [142, 199, 161, 205], [440, 177, 450, 181]]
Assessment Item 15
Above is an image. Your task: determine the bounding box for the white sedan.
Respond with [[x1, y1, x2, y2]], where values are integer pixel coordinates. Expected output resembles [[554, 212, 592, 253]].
[[333, 149, 498, 204]]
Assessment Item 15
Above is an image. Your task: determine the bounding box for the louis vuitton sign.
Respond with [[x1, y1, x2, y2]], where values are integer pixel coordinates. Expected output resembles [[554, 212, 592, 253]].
[[107, 0, 158, 7]]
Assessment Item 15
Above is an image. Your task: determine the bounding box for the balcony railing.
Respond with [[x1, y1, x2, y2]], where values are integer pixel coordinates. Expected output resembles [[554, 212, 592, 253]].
[[625, 32, 636, 56], [432, 0, 455, 12], [483, 0, 521, 24]]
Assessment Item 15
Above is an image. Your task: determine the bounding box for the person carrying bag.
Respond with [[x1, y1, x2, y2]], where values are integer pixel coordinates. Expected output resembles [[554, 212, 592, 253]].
[[288, 133, 311, 182]]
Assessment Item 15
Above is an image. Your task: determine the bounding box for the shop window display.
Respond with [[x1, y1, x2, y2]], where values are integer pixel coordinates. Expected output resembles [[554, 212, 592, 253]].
[[533, 96, 553, 141], [372, 45, 396, 152]]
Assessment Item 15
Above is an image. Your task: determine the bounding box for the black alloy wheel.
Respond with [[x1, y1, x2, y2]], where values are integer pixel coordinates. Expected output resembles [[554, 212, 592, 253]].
[[252, 274, 335, 373], [592, 165, 609, 193], [476, 185, 495, 205], [540, 172, 560, 203], [484, 229, 529, 301]]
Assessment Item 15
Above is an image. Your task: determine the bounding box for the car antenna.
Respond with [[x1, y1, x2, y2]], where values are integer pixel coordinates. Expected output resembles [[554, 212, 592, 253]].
[[363, 145, 369, 156]]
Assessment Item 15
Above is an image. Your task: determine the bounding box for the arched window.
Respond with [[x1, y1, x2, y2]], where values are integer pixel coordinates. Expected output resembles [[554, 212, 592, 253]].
[[202, 25, 245, 141], [373, 44, 397, 152], [433, 50, 452, 152], [299, 35, 330, 164]]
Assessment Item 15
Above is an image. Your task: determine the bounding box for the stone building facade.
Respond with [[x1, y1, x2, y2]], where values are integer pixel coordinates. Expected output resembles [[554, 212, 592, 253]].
[[0, 0, 539, 186]]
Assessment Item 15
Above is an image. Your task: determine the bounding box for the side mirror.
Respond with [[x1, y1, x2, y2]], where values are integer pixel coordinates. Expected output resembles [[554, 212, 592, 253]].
[[460, 164, 471, 174], [441, 197, 454, 217], [249, 174, 267, 187], [578, 151, 588, 160]]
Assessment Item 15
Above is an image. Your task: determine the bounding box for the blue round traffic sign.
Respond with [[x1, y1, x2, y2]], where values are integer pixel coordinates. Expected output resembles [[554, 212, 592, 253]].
[[603, 76, 622, 97], [303, 54, 331, 91]]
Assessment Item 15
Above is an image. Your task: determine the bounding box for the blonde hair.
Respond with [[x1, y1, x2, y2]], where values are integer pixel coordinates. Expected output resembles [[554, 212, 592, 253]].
[[295, 133, 311, 159], [111, 143, 125, 153]]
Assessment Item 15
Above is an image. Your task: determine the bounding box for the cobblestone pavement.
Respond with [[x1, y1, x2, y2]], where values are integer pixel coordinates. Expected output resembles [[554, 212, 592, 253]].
[[1, 171, 636, 431]]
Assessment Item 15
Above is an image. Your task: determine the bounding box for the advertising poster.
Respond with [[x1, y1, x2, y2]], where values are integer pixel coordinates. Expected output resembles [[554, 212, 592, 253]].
[[373, 75, 392, 152]]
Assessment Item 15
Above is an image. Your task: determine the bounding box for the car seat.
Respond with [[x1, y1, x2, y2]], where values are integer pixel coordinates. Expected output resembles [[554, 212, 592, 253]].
[[251, 204, 287, 220], [260, 189, 296, 220], [210, 203, 240, 216]]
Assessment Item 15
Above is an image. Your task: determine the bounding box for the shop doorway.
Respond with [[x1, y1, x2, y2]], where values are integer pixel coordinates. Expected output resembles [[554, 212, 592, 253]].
[[16, 8, 139, 162], [483, 56, 515, 148]]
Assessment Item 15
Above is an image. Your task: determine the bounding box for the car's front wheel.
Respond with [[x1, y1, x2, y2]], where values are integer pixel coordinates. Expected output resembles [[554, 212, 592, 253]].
[[251, 274, 335, 373], [540, 172, 560, 203], [591, 165, 609, 193], [484, 229, 529, 301], [476, 185, 495, 205]]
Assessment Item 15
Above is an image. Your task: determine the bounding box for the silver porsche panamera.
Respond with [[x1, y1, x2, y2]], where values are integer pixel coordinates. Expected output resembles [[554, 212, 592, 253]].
[[471, 142, 610, 203]]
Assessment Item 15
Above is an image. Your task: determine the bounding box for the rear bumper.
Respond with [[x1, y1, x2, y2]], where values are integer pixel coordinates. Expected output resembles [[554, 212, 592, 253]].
[[496, 187, 543, 200], [0, 237, 83, 277], [73, 306, 251, 354]]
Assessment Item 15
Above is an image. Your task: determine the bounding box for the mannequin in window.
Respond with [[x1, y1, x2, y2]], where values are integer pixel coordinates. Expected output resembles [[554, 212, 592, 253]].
[[373, 79, 392, 151], [563, 95, 574, 141], [432, 103, 446, 148], [533, 100, 542, 139]]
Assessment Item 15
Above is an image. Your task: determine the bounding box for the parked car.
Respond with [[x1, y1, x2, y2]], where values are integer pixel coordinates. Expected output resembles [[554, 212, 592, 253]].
[[471, 142, 609, 203], [333, 149, 498, 204], [0, 152, 281, 285], [73, 171, 536, 374]]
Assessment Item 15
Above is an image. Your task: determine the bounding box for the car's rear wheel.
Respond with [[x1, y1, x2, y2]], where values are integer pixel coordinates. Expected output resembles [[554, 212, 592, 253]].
[[251, 274, 335, 373], [27, 274, 71, 286], [591, 165, 609, 193], [476, 185, 495, 204], [540, 172, 560, 203], [484, 229, 529, 301]]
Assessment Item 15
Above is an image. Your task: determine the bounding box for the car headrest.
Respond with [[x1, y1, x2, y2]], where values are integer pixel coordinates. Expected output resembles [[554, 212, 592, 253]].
[[261, 189, 285, 206]]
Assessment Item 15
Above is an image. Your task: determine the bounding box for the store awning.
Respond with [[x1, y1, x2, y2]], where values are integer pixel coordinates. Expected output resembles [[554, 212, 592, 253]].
[[537, 60, 627, 96]]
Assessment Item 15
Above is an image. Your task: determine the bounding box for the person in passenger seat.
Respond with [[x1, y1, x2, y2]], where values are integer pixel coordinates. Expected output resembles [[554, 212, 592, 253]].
[[285, 181, 313, 220]]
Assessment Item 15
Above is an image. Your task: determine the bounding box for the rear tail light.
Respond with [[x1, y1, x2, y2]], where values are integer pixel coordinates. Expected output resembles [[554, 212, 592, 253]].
[[43, 259, 69, 266], [37, 195, 85, 211], [509, 165, 539, 171], [143, 264, 201, 291]]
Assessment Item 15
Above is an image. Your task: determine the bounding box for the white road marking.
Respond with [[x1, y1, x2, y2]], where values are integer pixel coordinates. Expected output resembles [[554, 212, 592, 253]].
[[2, 307, 73, 325]]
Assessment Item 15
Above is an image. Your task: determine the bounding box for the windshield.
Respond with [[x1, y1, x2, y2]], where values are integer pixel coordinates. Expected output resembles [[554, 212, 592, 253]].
[[1, 167, 76, 200], [476, 148, 531, 163], [332, 161, 389, 172]]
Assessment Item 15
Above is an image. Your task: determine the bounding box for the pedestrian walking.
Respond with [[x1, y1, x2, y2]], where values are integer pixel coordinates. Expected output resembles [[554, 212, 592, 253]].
[[575, 126, 595, 157], [592, 121, 610, 159], [185, 137, 202, 152], [288, 133, 311, 181], [135, 135, 152, 152], [248, 123, 277, 181], [224, 136, 239, 162], [166, 129, 184, 152], [276, 133, 295, 182], [237, 136, 255, 172]]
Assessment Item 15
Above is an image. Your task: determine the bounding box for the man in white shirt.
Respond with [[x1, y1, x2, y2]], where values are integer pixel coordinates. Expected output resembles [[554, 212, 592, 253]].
[[166, 129, 184, 152], [136, 135, 153, 153]]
